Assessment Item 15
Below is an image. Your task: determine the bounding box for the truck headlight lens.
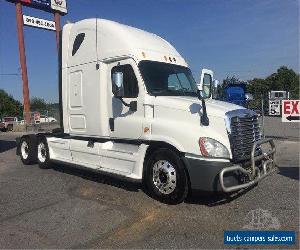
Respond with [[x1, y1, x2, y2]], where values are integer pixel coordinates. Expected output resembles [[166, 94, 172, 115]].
[[199, 137, 230, 158]]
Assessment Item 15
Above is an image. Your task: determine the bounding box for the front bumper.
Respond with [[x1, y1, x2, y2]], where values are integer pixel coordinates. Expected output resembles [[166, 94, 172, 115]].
[[183, 138, 276, 193]]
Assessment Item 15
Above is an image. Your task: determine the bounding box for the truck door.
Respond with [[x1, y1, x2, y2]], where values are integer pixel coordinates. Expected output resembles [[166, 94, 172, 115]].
[[108, 59, 144, 139]]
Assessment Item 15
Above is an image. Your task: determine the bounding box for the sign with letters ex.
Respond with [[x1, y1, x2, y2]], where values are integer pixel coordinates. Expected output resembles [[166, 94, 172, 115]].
[[282, 100, 300, 122]]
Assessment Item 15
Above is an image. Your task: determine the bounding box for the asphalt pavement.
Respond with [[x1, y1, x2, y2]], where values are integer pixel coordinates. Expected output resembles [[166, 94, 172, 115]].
[[0, 131, 299, 249], [261, 116, 300, 140]]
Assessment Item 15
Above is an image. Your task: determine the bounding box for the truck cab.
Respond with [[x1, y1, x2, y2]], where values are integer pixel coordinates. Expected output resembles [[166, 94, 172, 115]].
[[17, 19, 276, 204], [1, 116, 18, 131]]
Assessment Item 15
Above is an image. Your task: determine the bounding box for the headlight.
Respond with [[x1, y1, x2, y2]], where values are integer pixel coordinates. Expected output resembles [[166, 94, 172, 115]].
[[199, 137, 230, 158]]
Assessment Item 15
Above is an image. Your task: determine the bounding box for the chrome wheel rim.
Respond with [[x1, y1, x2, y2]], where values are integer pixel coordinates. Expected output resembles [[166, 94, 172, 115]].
[[21, 141, 29, 160], [38, 142, 46, 163], [153, 160, 177, 194]]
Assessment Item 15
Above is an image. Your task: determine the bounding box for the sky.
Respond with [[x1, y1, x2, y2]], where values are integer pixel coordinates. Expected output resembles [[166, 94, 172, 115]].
[[0, 0, 299, 102]]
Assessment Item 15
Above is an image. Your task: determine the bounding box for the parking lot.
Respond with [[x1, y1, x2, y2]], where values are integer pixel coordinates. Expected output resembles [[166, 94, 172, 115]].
[[0, 120, 299, 249]]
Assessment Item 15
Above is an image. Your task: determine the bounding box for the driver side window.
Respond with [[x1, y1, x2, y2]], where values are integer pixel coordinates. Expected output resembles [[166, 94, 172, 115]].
[[111, 64, 139, 98]]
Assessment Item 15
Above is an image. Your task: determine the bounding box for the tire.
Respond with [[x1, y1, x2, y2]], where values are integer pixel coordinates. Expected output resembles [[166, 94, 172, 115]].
[[20, 136, 37, 165], [144, 148, 188, 204], [37, 137, 51, 169], [7, 124, 13, 131]]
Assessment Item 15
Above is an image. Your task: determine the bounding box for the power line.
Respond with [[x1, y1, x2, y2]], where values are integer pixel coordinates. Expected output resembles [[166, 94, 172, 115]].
[[0, 73, 20, 76]]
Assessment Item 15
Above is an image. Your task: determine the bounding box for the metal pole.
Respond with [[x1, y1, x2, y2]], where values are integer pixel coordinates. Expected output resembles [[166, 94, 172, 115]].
[[261, 94, 265, 138], [54, 12, 61, 51], [15, 1, 30, 123]]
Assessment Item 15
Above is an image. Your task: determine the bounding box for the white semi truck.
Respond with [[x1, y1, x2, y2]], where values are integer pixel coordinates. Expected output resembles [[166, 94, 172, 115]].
[[17, 19, 276, 204]]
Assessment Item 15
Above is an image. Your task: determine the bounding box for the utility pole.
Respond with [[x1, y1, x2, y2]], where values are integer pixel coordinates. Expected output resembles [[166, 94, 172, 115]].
[[15, 1, 30, 123], [261, 94, 265, 138], [54, 12, 61, 52]]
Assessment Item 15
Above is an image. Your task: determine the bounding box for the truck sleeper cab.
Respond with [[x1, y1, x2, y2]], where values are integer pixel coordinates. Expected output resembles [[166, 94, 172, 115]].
[[17, 19, 276, 204]]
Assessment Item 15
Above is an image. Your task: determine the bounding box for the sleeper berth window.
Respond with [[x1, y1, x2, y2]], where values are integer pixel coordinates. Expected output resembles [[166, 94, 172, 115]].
[[72, 33, 85, 56]]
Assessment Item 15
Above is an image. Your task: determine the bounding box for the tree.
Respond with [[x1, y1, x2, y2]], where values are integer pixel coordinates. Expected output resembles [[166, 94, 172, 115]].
[[246, 66, 299, 109], [266, 66, 299, 99], [223, 75, 241, 86], [247, 78, 270, 109], [30, 97, 48, 112], [0, 89, 23, 118], [30, 97, 59, 119]]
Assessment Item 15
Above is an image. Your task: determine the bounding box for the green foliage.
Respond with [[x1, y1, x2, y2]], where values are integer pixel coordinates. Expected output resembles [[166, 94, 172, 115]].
[[223, 75, 242, 86], [30, 97, 59, 117], [0, 90, 60, 120], [265, 66, 299, 99], [247, 66, 299, 108], [30, 97, 48, 112], [247, 78, 270, 109], [0, 89, 23, 118]]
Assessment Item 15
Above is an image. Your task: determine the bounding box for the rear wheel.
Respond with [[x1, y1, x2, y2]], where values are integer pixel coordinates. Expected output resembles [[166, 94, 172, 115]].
[[7, 124, 13, 131], [144, 148, 188, 204], [20, 136, 37, 165], [37, 137, 51, 169]]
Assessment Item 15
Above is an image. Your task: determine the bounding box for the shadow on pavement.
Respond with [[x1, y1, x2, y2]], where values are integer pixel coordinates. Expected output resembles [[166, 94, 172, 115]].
[[277, 166, 299, 181], [52, 162, 258, 206], [0, 140, 16, 153], [185, 185, 256, 207], [52, 163, 141, 192]]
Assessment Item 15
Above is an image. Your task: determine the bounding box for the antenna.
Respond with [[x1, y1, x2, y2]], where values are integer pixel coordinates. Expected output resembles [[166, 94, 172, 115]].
[[95, 17, 99, 69]]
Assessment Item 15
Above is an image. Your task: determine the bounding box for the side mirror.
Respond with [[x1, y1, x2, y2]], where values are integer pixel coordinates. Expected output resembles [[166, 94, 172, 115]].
[[197, 89, 206, 100], [199, 69, 214, 99], [245, 93, 253, 101], [112, 72, 124, 97]]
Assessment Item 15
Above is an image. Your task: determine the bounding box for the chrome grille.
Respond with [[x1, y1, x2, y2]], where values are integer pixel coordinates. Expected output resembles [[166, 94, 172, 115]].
[[226, 110, 262, 162]]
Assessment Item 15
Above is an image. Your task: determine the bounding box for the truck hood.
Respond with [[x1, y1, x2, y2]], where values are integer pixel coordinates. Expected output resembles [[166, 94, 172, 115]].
[[153, 96, 244, 118]]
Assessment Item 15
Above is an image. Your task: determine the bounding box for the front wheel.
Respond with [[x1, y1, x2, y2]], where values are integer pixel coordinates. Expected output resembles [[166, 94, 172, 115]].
[[37, 137, 51, 169], [7, 124, 13, 131], [144, 148, 188, 204]]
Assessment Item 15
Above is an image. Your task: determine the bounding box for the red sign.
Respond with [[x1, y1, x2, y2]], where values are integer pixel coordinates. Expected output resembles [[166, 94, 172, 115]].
[[282, 100, 300, 122], [6, 0, 67, 15], [34, 112, 41, 121]]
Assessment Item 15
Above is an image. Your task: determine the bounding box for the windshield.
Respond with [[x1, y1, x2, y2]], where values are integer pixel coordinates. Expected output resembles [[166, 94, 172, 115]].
[[4, 117, 14, 122], [139, 61, 198, 96]]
